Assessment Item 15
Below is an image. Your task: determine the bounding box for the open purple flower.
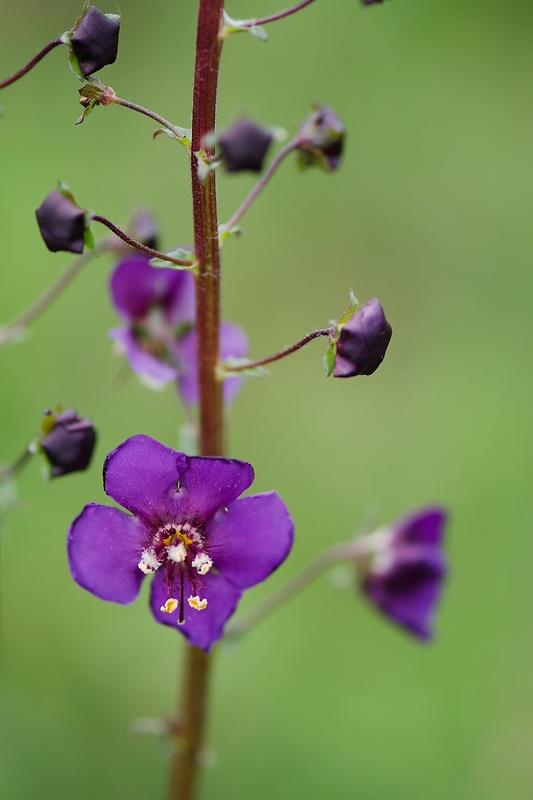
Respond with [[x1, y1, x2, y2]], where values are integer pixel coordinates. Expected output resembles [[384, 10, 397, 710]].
[[353, 507, 447, 639], [109, 254, 249, 403], [333, 298, 392, 377], [108, 254, 196, 386], [68, 434, 294, 650]]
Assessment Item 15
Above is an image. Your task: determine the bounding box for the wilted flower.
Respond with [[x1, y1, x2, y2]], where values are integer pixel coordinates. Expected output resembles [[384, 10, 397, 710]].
[[68, 434, 294, 650], [70, 5, 120, 77], [353, 507, 447, 639], [217, 118, 273, 173], [40, 408, 96, 477], [297, 105, 345, 171], [35, 189, 87, 254], [333, 297, 392, 377]]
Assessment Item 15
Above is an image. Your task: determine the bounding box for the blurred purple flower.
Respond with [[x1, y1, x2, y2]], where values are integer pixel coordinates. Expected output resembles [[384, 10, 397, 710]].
[[334, 298, 392, 377], [108, 254, 196, 386], [68, 434, 294, 650], [355, 507, 447, 639], [109, 254, 249, 403], [297, 105, 345, 172]]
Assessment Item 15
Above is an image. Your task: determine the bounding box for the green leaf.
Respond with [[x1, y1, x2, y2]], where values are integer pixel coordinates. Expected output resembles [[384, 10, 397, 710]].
[[83, 223, 96, 253], [338, 290, 360, 326], [323, 339, 336, 377], [67, 47, 85, 82]]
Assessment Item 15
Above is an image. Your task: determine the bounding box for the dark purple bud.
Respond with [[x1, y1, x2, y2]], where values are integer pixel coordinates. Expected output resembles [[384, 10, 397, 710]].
[[217, 118, 273, 173], [71, 6, 120, 77], [35, 189, 86, 254], [40, 409, 96, 478], [334, 298, 392, 377], [297, 105, 345, 172]]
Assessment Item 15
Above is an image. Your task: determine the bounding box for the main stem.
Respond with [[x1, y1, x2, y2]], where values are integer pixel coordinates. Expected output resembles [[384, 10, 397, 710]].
[[168, 2, 224, 800]]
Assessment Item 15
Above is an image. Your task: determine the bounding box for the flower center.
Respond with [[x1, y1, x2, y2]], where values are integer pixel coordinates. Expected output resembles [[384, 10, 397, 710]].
[[137, 522, 213, 625]]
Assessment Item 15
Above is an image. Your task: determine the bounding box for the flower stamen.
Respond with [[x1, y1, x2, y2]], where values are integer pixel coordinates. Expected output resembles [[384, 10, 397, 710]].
[[160, 598, 179, 613], [191, 552, 213, 575], [138, 548, 161, 574], [188, 595, 208, 611]]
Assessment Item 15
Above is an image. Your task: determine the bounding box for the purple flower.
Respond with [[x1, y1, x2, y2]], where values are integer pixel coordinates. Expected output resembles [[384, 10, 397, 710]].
[[70, 5, 120, 77], [297, 105, 345, 172], [108, 254, 196, 386], [35, 189, 86, 254], [109, 254, 249, 403], [217, 118, 273, 173], [67, 434, 294, 650], [354, 507, 447, 639], [333, 298, 392, 377], [40, 409, 96, 477]]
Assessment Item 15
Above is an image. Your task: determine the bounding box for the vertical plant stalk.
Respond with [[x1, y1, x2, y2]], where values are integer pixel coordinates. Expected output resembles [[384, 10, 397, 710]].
[[169, 2, 224, 800]]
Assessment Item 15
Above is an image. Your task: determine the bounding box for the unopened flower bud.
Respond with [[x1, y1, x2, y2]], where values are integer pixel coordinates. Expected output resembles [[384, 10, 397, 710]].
[[333, 298, 392, 377], [217, 118, 273, 173], [40, 409, 96, 477], [297, 105, 345, 172], [36, 189, 87, 254], [70, 5, 120, 77]]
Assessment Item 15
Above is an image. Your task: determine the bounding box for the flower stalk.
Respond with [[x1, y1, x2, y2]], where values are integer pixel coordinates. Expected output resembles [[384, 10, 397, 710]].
[[222, 138, 298, 233], [90, 215, 194, 267], [170, 1, 225, 798], [240, 0, 317, 27], [0, 38, 62, 89], [222, 326, 334, 373]]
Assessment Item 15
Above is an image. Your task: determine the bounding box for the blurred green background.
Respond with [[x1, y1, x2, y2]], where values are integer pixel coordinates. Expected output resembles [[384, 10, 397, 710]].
[[1, 0, 532, 798]]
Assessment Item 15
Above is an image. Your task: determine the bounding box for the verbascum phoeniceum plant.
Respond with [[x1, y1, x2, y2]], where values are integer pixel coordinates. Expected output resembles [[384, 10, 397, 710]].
[[0, 2, 448, 798]]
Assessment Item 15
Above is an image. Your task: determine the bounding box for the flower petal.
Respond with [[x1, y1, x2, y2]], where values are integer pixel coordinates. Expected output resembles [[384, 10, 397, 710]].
[[103, 435, 186, 525], [149, 569, 242, 651], [207, 491, 294, 589], [364, 549, 446, 639], [395, 506, 447, 546], [109, 326, 179, 384], [109, 255, 195, 324], [176, 454, 254, 523], [68, 503, 147, 603]]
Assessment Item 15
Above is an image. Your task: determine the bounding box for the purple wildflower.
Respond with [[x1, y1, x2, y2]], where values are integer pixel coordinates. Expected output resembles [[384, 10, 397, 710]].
[[67, 434, 294, 650], [217, 118, 273, 173], [354, 507, 447, 639], [333, 298, 392, 377], [109, 254, 249, 403], [108, 254, 196, 386], [40, 409, 96, 477], [70, 5, 120, 77], [35, 189, 86, 254]]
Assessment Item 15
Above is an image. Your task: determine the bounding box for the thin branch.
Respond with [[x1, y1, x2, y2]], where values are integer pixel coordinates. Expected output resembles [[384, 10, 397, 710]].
[[0, 248, 98, 348], [222, 138, 298, 233], [90, 216, 194, 267], [223, 327, 334, 372], [109, 94, 189, 141], [240, 0, 317, 27], [0, 38, 62, 90], [226, 541, 354, 639]]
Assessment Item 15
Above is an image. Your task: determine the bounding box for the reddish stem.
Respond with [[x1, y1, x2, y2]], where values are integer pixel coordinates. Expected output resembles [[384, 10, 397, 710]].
[[0, 38, 62, 89], [91, 215, 194, 267], [224, 327, 334, 372], [240, 0, 317, 27]]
